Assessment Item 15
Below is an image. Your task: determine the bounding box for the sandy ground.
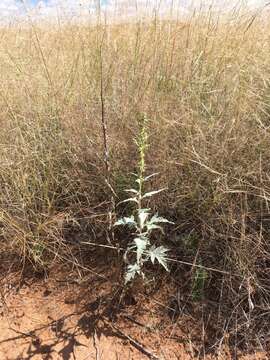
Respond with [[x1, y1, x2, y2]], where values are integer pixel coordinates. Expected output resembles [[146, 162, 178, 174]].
[[0, 267, 268, 360], [0, 268, 191, 360]]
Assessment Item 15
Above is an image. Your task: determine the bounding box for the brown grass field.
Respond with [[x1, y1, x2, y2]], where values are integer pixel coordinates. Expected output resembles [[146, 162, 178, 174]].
[[1, 5, 270, 359]]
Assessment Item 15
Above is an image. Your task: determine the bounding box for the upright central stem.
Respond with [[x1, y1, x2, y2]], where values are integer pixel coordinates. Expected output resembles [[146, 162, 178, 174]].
[[137, 115, 148, 234]]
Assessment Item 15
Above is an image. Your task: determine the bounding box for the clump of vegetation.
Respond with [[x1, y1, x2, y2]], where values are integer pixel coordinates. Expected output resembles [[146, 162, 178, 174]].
[[114, 114, 173, 283]]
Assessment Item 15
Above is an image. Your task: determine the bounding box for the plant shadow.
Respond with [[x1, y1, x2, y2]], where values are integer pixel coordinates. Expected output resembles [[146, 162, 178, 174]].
[[0, 287, 129, 360]]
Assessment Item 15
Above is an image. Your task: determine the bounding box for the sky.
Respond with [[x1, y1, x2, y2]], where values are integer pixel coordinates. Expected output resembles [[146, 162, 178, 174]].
[[0, 0, 268, 23]]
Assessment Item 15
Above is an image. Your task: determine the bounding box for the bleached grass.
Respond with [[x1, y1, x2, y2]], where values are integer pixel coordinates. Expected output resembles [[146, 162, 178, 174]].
[[1, 6, 270, 348]]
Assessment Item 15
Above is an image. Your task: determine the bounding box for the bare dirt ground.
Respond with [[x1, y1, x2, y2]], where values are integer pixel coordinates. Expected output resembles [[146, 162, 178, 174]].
[[0, 263, 268, 360]]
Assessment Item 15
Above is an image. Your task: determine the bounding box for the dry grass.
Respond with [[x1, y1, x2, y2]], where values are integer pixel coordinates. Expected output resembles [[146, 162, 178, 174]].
[[1, 6, 270, 352]]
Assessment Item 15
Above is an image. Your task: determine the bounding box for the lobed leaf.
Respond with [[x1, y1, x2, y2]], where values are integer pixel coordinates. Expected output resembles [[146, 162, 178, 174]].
[[149, 246, 169, 271], [114, 216, 137, 228], [148, 213, 174, 225], [125, 263, 141, 284]]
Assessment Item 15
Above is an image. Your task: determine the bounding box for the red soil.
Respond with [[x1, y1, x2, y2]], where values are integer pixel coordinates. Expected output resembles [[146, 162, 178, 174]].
[[0, 267, 267, 360]]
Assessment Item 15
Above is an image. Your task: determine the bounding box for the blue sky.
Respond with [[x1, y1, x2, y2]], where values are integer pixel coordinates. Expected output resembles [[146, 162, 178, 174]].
[[0, 1, 268, 22]]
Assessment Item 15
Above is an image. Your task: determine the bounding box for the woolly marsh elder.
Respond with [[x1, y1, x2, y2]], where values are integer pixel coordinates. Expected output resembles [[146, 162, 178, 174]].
[[114, 115, 174, 284]]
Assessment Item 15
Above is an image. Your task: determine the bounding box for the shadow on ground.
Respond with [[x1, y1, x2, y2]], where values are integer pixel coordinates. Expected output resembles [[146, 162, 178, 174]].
[[0, 289, 132, 360]]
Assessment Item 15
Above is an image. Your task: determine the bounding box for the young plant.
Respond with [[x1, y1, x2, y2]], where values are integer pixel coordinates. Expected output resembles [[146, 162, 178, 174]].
[[191, 267, 208, 301], [114, 114, 174, 284]]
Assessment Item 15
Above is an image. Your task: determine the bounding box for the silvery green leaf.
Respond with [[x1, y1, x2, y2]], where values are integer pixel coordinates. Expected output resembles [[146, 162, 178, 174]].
[[134, 237, 147, 263], [144, 173, 159, 181], [125, 263, 140, 284], [146, 223, 164, 233], [148, 213, 174, 225], [125, 189, 139, 194], [125, 270, 136, 284], [149, 246, 169, 271], [114, 216, 137, 228], [138, 209, 150, 229], [142, 188, 166, 199], [119, 197, 138, 205]]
